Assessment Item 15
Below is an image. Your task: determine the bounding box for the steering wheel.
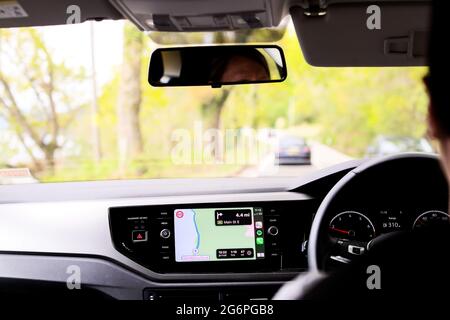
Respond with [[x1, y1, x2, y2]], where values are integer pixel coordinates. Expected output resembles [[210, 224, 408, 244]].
[[307, 153, 447, 271]]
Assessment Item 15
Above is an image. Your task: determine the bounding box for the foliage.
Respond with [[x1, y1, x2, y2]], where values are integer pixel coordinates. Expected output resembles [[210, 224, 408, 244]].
[[0, 28, 88, 173], [0, 22, 430, 182]]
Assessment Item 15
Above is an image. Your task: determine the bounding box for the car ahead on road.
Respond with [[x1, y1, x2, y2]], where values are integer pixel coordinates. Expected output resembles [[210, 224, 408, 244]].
[[275, 135, 311, 165], [366, 136, 434, 157], [0, 0, 445, 303]]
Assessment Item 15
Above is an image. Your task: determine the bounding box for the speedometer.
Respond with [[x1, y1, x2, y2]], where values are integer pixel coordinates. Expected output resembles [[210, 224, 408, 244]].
[[329, 211, 376, 242], [413, 210, 449, 230]]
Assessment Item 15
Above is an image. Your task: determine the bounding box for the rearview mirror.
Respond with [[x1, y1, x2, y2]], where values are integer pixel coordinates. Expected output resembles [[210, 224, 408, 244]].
[[148, 45, 287, 88]]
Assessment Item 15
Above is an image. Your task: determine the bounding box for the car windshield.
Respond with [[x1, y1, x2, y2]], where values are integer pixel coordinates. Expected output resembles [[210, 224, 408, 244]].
[[0, 20, 432, 184]]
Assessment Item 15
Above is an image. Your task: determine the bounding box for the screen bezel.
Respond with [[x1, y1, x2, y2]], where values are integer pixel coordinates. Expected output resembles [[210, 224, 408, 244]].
[[109, 201, 295, 273], [162, 202, 274, 272], [173, 206, 265, 263]]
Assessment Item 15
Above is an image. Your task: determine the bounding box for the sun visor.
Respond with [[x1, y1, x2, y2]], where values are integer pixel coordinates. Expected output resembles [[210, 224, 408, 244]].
[[290, 2, 431, 67], [0, 0, 122, 28]]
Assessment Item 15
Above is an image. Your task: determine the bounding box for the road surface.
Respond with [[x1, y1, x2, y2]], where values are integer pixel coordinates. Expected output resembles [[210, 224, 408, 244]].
[[238, 141, 353, 177]]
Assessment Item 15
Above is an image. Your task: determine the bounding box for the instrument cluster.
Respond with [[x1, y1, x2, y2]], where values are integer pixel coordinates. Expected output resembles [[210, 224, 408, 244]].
[[328, 208, 449, 242]]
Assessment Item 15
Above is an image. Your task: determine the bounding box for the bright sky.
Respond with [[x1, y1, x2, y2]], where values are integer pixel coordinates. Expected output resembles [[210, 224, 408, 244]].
[[0, 20, 126, 163], [39, 20, 125, 86]]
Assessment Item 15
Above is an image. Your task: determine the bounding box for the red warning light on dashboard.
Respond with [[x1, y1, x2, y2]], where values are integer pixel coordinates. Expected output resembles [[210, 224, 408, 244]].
[[132, 230, 148, 242], [176, 210, 184, 219]]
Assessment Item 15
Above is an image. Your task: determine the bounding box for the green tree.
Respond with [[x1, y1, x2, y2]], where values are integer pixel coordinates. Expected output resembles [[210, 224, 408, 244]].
[[0, 28, 86, 172], [117, 22, 144, 171]]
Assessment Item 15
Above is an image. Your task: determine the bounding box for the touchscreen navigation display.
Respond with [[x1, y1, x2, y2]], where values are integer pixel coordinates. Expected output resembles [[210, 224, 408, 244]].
[[174, 207, 265, 262]]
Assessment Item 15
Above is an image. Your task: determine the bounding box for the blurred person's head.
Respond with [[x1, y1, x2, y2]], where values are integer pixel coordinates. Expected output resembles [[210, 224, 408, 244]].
[[210, 48, 270, 84], [426, 0, 450, 180]]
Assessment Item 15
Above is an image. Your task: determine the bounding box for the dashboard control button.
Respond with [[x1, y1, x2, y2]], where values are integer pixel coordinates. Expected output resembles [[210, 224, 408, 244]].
[[267, 226, 279, 236], [348, 245, 365, 255], [269, 251, 281, 258], [160, 229, 171, 239], [160, 220, 170, 227], [132, 230, 148, 243], [267, 217, 280, 224], [269, 241, 279, 248], [160, 254, 172, 261], [159, 211, 169, 218], [161, 244, 171, 251]]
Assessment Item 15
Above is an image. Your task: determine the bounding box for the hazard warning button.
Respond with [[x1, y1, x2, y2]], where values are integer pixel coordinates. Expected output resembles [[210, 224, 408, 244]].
[[132, 230, 148, 243]]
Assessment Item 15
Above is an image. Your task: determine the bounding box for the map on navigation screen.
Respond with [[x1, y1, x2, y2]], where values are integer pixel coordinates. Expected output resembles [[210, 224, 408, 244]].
[[174, 207, 265, 262]]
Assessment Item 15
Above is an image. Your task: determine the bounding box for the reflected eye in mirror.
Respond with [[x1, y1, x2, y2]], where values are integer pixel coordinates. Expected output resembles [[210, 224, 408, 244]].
[[148, 45, 287, 88]]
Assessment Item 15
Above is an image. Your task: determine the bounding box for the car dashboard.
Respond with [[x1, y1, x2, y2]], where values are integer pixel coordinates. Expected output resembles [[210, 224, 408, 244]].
[[0, 155, 447, 300]]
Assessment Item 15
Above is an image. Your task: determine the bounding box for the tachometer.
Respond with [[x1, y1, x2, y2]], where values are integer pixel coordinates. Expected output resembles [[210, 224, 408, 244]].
[[413, 210, 449, 230], [329, 211, 376, 242]]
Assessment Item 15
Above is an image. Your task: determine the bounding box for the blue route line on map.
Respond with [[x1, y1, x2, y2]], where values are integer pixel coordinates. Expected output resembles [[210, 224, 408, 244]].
[[193, 211, 200, 250]]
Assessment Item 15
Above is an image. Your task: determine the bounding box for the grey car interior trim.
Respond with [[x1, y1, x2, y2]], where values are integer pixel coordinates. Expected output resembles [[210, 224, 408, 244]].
[[0, 159, 361, 204], [0, 191, 309, 282], [291, 2, 431, 66], [0, 0, 123, 28], [287, 158, 364, 190], [109, 0, 288, 31], [0, 178, 303, 203], [0, 254, 287, 300], [0, 0, 429, 29]]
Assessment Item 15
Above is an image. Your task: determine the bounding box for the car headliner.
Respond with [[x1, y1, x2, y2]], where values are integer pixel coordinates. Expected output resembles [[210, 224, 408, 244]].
[[0, 0, 430, 29], [0, 0, 432, 67]]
